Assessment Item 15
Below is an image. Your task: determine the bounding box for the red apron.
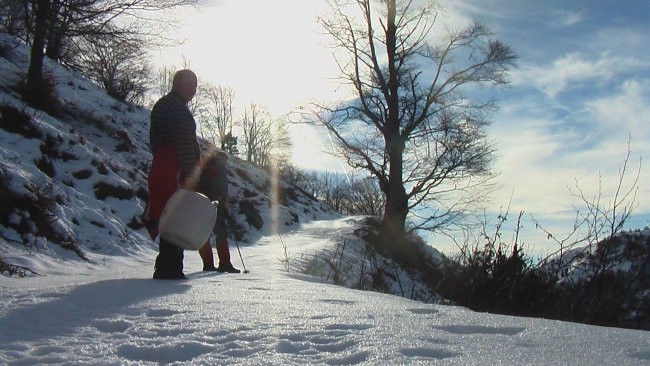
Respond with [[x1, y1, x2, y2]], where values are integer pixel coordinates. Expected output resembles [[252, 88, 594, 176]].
[[146, 145, 180, 222]]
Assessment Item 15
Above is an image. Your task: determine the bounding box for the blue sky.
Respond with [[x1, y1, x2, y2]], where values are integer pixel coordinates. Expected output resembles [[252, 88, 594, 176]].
[[157, 0, 649, 255], [446, 1, 650, 254]]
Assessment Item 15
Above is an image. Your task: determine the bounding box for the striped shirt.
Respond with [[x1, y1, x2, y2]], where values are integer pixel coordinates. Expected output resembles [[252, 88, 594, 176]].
[[150, 92, 201, 176]]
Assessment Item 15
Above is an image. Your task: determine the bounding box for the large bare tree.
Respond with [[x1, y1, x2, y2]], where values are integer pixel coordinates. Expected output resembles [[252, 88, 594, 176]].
[[314, 0, 516, 249]]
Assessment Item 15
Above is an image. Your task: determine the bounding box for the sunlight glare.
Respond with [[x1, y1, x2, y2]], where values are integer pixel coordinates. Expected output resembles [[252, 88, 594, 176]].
[[158, 0, 339, 116]]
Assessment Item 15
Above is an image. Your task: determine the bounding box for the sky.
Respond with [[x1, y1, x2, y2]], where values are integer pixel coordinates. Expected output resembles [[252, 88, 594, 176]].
[[449, 0, 650, 254], [154, 0, 650, 255]]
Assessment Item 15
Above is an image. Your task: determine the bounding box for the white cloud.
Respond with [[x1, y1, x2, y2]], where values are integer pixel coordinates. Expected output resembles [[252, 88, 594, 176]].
[[586, 79, 650, 139], [488, 85, 649, 252], [583, 80, 650, 209], [550, 10, 583, 28], [290, 124, 345, 173], [490, 118, 576, 214], [440, 2, 476, 29], [512, 52, 646, 98]]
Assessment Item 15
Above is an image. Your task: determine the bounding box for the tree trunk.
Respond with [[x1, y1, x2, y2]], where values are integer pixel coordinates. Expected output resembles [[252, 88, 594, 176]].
[[44, 0, 60, 60], [379, 0, 408, 250], [26, 0, 51, 101], [380, 136, 408, 249]]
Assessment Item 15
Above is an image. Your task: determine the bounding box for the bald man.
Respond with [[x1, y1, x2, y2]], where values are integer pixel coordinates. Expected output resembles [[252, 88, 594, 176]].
[[144, 69, 201, 280]]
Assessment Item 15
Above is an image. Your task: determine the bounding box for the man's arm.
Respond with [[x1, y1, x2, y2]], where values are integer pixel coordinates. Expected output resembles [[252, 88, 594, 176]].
[[172, 109, 201, 189]]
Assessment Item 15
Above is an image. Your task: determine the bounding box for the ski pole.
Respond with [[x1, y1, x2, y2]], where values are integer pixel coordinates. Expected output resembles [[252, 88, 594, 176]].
[[232, 236, 249, 274], [226, 211, 249, 274]]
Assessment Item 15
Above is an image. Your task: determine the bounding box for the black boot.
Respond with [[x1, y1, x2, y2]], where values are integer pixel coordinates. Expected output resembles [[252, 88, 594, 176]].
[[153, 239, 186, 279], [217, 263, 241, 274]]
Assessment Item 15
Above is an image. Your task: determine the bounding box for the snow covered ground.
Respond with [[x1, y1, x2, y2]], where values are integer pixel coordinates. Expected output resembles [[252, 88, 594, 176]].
[[1, 218, 650, 365]]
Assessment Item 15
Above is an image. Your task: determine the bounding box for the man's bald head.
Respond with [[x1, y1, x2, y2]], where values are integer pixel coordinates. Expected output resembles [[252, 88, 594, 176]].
[[171, 69, 198, 102]]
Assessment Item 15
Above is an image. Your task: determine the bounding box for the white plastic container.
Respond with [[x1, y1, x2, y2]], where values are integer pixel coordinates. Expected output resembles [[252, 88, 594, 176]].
[[158, 189, 217, 250]]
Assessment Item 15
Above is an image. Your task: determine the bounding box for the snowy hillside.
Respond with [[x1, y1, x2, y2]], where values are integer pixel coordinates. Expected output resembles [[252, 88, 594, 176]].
[[0, 31, 334, 276], [547, 228, 650, 283]]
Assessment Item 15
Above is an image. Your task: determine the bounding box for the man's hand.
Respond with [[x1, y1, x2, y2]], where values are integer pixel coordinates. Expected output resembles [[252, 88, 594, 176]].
[[179, 166, 201, 190]]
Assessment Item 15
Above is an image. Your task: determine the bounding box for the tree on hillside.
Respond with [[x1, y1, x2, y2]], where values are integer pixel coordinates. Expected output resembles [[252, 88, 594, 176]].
[[24, 0, 51, 107], [153, 64, 176, 102], [221, 132, 239, 156], [242, 103, 271, 165], [314, 0, 516, 250], [201, 83, 236, 150], [241, 104, 292, 168], [12, 0, 195, 106], [269, 116, 293, 169], [0, 1, 28, 39], [69, 31, 151, 103], [346, 177, 385, 216]]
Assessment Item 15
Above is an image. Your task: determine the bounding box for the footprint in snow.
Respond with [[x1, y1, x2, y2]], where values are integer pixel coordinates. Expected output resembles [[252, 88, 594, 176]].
[[407, 307, 439, 315], [145, 308, 180, 318], [248, 286, 271, 291], [629, 349, 650, 361], [400, 347, 459, 360], [323, 323, 374, 332], [117, 342, 212, 363], [320, 299, 356, 306], [325, 350, 371, 365], [433, 325, 526, 336], [92, 319, 130, 333]]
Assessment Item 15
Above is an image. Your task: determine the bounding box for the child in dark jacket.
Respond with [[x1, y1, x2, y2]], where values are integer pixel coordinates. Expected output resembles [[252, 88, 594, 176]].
[[198, 149, 241, 273]]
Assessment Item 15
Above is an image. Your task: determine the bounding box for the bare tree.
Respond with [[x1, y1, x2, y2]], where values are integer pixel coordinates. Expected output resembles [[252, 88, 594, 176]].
[[200, 83, 236, 150], [0, 1, 28, 38], [269, 116, 293, 169], [289, 170, 327, 199], [241, 103, 272, 165], [240, 104, 293, 168], [529, 139, 644, 327], [288, 168, 385, 216], [69, 31, 151, 103], [346, 177, 385, 216], [24, 0, 51, 107], [18, 0, 196, 104], [318, 171, 347, 211], [313, 0, 516, 249], [153, 64, 176, 101]]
